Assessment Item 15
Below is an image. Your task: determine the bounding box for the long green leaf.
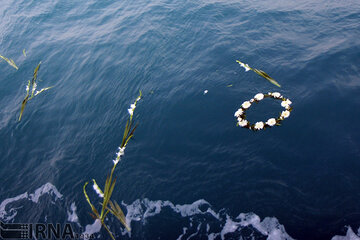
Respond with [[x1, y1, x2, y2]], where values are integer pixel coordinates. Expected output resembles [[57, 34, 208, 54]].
[[107, 200, 130, 231], [236, 59, 281, 87], [19, 97, 29, 121], [33, 86, 54, 97], [252, 68, 281, 87], [83, 182, 100, 218], [0, 54, 18, 70]]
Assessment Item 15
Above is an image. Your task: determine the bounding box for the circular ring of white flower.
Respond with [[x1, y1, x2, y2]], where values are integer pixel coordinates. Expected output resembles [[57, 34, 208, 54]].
[[234, 92, 293, 131]]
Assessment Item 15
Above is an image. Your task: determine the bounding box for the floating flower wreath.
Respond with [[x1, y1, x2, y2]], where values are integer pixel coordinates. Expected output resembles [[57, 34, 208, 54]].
[[234, 92, 293, 130]]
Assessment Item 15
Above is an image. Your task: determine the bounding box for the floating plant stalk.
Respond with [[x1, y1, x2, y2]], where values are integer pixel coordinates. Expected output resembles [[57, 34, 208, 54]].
[[19, 62, 54, 121], [0, 54, 18, 70], [83, 91, 142, 240], [236, 60, 281, 87]]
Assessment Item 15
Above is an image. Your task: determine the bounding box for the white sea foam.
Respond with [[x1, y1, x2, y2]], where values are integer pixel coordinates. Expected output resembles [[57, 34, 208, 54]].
[[29, 182, 63, 203], [67, 202, 79, 224], [1, 183, 359, 240], [0, 182, 62, 222], [83, 219, 102, 237], [122, 198, 294, 240], [331, 226, 360, 240]]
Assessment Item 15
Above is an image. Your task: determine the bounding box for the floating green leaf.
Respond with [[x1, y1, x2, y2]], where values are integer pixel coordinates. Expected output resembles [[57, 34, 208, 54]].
[[0, 54, 18, 70], [107, 200, 130, 231], [83, 92, 142, 239], [18, 62, 53, 121], [236, 60, 281, 87], [34, 86, 54, 96]]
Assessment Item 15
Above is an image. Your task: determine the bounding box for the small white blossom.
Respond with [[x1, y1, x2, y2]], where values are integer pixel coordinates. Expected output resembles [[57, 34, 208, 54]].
[[128, 108, 134, 116], [117, 147, 125, 156], [203, 90, 208, 95], [281, 99, 292, 108], [280, 110, 290, 119], [238, 119, 248, 127], [32, 83, 37, 90], [271, 92, 281, 98], [238, 62, 251, 72], [250, 98, 255, 103], [26, 85, 29, 92], [254, 93, 264, 101], [254, 121, 264, 130], [237, 117, 243, 122], [242, 101, 251, 109], [113, 158, 119, 165], [234, 109, 243, 117], [93, 183, 104, 198], [266, 118, 276, 126]]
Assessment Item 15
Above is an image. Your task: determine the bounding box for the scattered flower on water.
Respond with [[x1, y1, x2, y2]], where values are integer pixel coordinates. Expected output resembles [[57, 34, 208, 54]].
[[254, 121, 264, 130], [238, 62, 251, 72], [234, 109, 243, 117], [254, 93, 264, 101], [271, 92, 281, 98], [266, 118, 276, 126], [93, 182, 104, 198], [204, 90, 208, 95], [113, 147, 126, 165], [281, 110, 290, 119], [281, 99, 292, 108], [113, 158, 119, 165], [242, 101, 251, 109], [127, 93, 142, 116], [238, 119, 248, 127]]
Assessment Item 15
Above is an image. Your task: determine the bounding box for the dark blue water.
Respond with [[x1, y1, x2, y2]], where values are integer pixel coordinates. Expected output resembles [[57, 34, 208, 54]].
[[1, 1, 360, 239]]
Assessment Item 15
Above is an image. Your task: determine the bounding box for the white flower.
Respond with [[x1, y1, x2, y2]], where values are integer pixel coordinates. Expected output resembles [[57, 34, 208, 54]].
[[238, 62, 251, 72], [113, 158, 119, 165], [266, 118, 276, 126], [130, 104, 136, 109], [234, 109, 243, 117], [254, 121, 264, 130], [271, 92, 281, 98], [281, 99, 292, 108], [26, 85, 29, 92], [237, 117, 243, 122], [238, 119, 248, 127], [128, 108, 134, 116], [203, 90, 208, 95], [116, 147, 125, 158], [254, 93, 264, 101], [280, 110, 290, 119], [242, 101, 251, 109], [93, 183, 104, 198], [250, 98, 255, 103], [32, 83, 37, 90]]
